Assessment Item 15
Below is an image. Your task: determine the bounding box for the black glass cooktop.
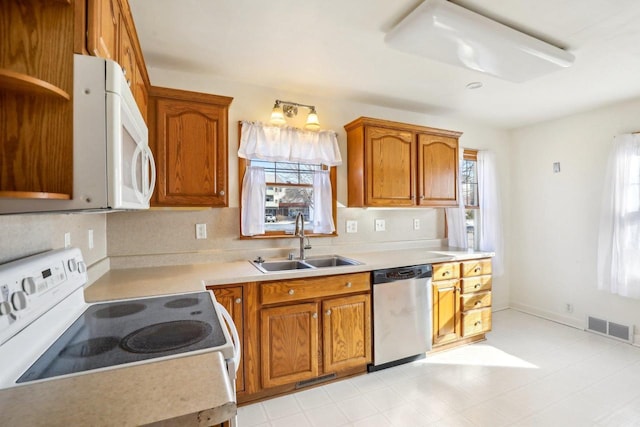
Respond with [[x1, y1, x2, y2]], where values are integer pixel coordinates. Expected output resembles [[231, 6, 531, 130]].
[[18, 292, 227, 383]]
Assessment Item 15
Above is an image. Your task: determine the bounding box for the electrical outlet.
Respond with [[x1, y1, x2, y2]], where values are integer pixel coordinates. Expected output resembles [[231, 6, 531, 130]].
[[553, 162, 561, 173], [64, 232, 71, 248], [346, 220, 358, 233], [88, 229, 94, 250], [195, 223, 207, 240], [413, 219, 420, 230], [374, 219, 386, 232]]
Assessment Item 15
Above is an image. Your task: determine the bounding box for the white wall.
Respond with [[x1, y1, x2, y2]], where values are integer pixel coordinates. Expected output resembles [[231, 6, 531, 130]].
[[107, 67, 512, 309], [510, 98, 640, 337]]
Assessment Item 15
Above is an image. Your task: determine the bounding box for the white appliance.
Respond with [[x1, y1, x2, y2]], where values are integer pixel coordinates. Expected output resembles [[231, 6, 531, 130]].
[[0, 248, 239, 425], [1, 54, 155, 214]]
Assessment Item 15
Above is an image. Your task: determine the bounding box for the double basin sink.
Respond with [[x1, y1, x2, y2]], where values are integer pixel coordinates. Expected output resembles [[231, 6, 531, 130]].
[[251, 255, 362, 273]]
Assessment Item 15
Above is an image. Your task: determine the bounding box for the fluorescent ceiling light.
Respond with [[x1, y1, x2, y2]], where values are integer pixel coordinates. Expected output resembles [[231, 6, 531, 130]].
[[385, 0, 575, 82]]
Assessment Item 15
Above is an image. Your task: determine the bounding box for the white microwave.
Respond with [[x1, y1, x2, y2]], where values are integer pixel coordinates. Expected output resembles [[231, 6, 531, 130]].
[[1, 55, 155, 214]]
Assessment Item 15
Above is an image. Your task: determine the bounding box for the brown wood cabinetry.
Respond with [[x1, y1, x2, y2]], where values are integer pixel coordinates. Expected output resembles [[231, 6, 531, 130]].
[[1, 0, 74, 200], [344, 117, 461, 208], [432, 258, 493, 349], [259, 273, 371, 391], [149, 87, 233, 207], [209, 285, 245, 393]]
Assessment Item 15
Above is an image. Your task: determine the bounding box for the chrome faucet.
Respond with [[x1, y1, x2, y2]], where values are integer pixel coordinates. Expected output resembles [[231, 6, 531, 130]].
[[294, 212, 312, 260]]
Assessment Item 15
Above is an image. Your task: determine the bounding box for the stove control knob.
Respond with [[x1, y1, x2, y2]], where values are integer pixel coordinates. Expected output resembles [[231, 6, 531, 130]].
[[68, 258, 78, 272], [22, 277, 37, 295], [11, 291, 28, 311], [78, 261, 86, 273], [0, 301, 12, 316]]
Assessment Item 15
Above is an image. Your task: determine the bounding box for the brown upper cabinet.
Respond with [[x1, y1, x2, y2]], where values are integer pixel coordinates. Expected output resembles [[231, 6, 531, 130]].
[[86, 0, 149, 122], [345, 117, 461, 208], [0, 0, 74, 199], [149, 87, 233, 207]]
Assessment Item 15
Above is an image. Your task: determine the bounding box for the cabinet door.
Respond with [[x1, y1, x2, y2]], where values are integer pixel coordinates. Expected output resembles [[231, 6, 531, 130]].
[[261, 303, 319, 388], [151, 90, 230, 206], [87, 0, 120, 60], [365, 126, 416, 206], [322, 294, 371, 373], [210, 286, 245, 393], [432, 279, 461, 345], [417, 133, 459, 207]]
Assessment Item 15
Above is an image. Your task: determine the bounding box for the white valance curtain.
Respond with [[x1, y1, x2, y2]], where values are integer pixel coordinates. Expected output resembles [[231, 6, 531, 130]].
[[597, 133, 640, 298], [311, 170, 335, 234], [238, 121, 342, 166], [478, 151, 504, 276], [241, 166, 266, 236]]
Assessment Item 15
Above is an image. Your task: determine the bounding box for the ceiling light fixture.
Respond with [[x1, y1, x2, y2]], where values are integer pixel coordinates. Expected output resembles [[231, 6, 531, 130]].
[[385, 0, 575, 82], [270, 100, 321, 130]]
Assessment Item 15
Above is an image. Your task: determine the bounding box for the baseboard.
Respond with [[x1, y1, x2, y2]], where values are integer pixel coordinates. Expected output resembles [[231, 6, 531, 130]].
[[508, 302, 583, 330]]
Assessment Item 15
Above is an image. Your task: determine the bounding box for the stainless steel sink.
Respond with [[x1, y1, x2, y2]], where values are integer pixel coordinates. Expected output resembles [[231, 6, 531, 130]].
[[252, 260, 312, 273], [303, 255, 362, 268], [250, 255, 362, 273]]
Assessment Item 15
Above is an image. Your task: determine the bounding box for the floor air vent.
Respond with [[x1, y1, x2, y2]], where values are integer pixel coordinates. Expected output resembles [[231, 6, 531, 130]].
[[587, 316, 633, 343]]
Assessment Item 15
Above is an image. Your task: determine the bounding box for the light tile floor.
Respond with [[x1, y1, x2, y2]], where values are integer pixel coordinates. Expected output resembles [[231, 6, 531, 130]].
[[238, 309, 640, 426]]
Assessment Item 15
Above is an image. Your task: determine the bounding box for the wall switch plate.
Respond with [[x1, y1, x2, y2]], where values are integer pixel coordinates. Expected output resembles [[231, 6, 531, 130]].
[[64, 232, 71, 248], [374, 219, 386, 232], [413, 219, 420, 230], [88, 229, 94, 249], [346, 220, 358, 233], [553, 162, 561, 173], [195, 223, 207, 240]]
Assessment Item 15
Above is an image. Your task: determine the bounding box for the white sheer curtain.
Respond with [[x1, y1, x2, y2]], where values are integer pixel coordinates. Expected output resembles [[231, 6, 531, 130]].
[[238, 121, 342, 166], [478, 151, 504, 276], [312, 170, 335, 234], [241, 166, 266, 236], [446, 148, 467, 249], [597, 133, 640, 298]]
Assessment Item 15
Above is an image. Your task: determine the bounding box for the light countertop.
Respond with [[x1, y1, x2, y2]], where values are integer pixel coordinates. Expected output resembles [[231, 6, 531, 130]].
[[85, 247, 494, 302], [0, 352, 235, 427]]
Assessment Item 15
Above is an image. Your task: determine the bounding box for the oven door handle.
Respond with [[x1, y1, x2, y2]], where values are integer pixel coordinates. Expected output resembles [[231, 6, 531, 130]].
[[216, 302, 241, 373]]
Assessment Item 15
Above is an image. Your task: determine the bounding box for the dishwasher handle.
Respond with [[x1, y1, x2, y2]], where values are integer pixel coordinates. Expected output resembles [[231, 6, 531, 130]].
[[372, 264, 432, 284]]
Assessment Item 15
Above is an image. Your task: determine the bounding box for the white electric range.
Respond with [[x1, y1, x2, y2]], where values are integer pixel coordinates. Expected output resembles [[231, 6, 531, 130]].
[[0, 248, 239, 423]]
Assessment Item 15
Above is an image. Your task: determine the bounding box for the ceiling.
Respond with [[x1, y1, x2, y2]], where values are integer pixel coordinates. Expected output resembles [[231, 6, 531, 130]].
[[129, 0, 640, 129]]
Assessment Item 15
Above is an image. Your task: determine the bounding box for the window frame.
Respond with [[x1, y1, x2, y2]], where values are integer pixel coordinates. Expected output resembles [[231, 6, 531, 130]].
[[462, 149, 479, 250], [237, 158, 338, 240]]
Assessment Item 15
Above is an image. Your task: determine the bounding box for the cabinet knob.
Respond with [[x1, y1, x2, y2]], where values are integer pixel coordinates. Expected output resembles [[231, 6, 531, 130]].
[[345, 282, 352, 288], [235, 298, 241, 304], [475, 321, 482, 326], [474, 301, 482, 306], [326, 309, 332, 316], [474, 283, 481, 289], [288, 289, 295, 295], [219, 190, 225, 196], [443, 271, 450, 276], [456, 288, 461, 292], [474, 267, 481, 273], [420, 195, 425, 200], [312, 312, 317, 319]]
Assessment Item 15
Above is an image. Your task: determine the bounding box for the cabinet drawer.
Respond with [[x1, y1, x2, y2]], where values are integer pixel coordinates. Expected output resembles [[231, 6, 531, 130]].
[[461, 308, 492, 337], [461, 259, 492, 277], [261, 273, 370, 305], [461, 276, 492, 294], [461, 291, 491, 311], [432, 263, 460, 281]]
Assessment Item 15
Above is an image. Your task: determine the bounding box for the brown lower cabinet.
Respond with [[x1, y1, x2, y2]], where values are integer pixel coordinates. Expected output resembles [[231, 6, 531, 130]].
[[213, 272, 372, 404], [432, 258, 493, 350]]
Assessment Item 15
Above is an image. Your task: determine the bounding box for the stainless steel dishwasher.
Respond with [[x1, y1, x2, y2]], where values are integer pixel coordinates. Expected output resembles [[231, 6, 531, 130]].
[[369, 264, 433, 371]]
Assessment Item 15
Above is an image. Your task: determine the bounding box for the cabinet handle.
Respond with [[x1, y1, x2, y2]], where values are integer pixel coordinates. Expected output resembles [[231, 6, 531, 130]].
[[326, 309, 332, 316], [345, 282, 352, 288], [123, 67, 127, 76], [288, 289, 294, 295], [474, 267, 481, 273], [475, 321, 482, 326], [474, 284, 481, 289], [443, 271, 450, 276], [235, 298, 241, 304], [312, 312, 318, 319], [474, 301, 482, 306], [219, 190, 225, 196], [420, 195, 425, 200], [456, 288, 461, 292]]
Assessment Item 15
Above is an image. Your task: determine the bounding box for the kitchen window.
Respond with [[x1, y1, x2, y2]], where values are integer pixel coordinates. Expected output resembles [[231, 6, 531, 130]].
[[462, 149, 479, 249], [238, 157, 337, 238]]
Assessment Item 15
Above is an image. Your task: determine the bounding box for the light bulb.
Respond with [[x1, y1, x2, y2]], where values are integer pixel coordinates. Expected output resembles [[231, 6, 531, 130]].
[[270, 103, 286, 125], [305, 109, 320, 130]]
